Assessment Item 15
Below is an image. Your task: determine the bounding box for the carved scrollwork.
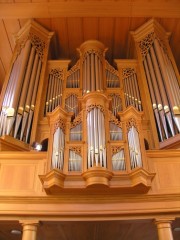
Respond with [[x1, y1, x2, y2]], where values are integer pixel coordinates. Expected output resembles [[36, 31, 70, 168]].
[[111, 146, 123, 155], [138, 32, 155, 58], [50, 68, 64, 80], [82, 50, 103, 63], [69, 146, 82, 156], [86, 104, 105, 114], [15, 31, 47, 62], [122, 68, 135, 79], [29, 32, 46, 61], [70, 113, 82, 129], [126, 118, 138, 132], [54, 117, 66, 133], [109, 111, 122, 128]]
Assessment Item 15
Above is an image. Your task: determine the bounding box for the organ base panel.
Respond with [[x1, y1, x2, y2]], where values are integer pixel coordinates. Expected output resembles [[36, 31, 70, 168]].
[[39, 167, 155, 195]]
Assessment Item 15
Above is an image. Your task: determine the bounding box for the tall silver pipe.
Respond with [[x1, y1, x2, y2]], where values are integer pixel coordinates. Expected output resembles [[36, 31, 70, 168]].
[[144, 58, 164, 141]]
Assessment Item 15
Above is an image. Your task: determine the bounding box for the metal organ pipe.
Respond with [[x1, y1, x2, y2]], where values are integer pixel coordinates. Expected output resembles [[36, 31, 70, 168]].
[[143, 59, 164, 142], [146, 52, 169, 139], [150, 45, 175, 137], [123, 72, 142, 111]]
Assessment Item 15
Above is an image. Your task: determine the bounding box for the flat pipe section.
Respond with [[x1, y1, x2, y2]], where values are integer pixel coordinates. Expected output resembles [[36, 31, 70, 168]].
[[110, 122, 122, 141], [128, 126, 142, 169], [69, 150, 82, 171], [87, 108, 106, 168], [112, 150, 125, 171], [70, 123, 82, 141], [52, 127, 65, 170], [67, 68, 80, 88], [111, 94, 122, 116], [65, 94, 78, 117]]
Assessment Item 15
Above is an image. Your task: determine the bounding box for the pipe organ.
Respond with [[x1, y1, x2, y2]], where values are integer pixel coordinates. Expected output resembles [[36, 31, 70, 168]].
[[0, 19, 179, 191]]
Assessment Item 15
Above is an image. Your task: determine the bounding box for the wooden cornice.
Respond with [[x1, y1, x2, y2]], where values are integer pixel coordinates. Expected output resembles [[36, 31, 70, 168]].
[[0, 1, 180, 19]]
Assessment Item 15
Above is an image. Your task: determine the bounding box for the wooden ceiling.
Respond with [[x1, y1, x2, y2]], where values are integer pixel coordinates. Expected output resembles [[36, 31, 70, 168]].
[[0, 0, 180, 92], [0, 218, 180, 240]]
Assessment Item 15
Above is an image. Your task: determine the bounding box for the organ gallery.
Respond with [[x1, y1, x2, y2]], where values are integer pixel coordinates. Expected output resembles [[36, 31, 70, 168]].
[[0, 18, 179, 240]]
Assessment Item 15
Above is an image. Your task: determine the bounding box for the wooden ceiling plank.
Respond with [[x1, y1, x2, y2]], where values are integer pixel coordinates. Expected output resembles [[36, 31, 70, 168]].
[[0, 1, 180, 18], [83, 18, 99, 42], [0, 58, 6, 91], [3, 19, 21, 51], [113, 17, 131, 60], [0, 20, 13, 73], [67, 17, 84, 64], [51, 18, 70, 60], [99, 18, 114, 62]]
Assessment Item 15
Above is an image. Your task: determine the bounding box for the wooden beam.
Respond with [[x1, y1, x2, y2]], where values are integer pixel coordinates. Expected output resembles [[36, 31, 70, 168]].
[[0, 1, 180, 18]]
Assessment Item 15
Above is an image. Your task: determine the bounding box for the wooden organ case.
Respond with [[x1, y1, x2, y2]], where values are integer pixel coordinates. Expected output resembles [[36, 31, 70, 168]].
[[0, 19, 179, 195]]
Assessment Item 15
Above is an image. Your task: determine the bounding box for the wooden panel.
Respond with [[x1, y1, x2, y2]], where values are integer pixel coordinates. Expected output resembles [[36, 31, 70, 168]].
[[99, 18, 115, 63], [161, 18, 180, 71], [0, 153, 47, 195], [3, 19, 21, 51], [19, 18, 30, 28], [83, 17, 99, 41], [0, 58, 5, 91], [67, 18, 84, 65], [113, 17, 130, 60], [50, 18, 69, 60], [0, 20, 13, 72], [0, 1, 179, 18], [147, 152, 180, 194]]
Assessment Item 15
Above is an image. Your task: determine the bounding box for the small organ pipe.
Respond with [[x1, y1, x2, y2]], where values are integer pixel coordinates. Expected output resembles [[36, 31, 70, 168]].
[[133, 74, 142, 111], [91, 53, 95, 91], [95, 54, 99, 91]]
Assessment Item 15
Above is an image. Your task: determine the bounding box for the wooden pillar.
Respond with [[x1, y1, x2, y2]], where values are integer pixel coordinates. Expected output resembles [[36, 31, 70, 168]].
[[155, 218, 174, 240], [20, 220, 39, 240]]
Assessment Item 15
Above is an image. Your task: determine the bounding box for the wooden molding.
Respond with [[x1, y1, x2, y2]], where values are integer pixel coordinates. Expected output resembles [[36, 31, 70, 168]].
[[0, 1, 180, 18], [39, 169, 66, 194], [0, 135, 30, 151], [82, 166, 113, 188]]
